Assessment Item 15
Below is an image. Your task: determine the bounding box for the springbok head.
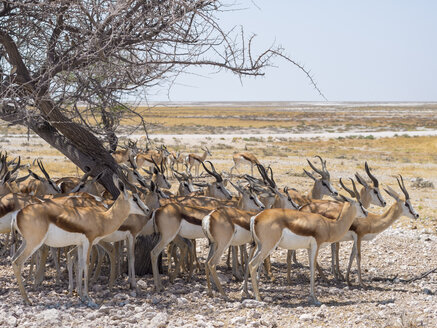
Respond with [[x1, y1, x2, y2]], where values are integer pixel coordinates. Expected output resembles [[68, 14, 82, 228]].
[[201, 161, 232, 200], [354, 162, 386, 208], [28, 159, 62, 194], [304, 155, 338, 197], [174, 170, 197, 196], [70, 169, 104, 195], [339, 178, 367, 219], [384, 175, 419, 220], [112, 174, 150, 216], [151, 156, 171, 189], [256, 163, 299, 209], [229, 180, 265, 212], [201, 146, 212, 156]]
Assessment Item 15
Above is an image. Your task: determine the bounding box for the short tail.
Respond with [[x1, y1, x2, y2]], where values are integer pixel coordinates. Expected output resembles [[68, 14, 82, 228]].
[[250, 213, 260, 244], [10, 210, 20, 258]]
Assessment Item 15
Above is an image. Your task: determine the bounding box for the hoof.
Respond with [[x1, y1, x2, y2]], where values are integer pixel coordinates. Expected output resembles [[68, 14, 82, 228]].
[[309, 296, 321, 306], [240, 289, 252, 299], [82, 296, 98, 308], [155, 285, 164, 293]]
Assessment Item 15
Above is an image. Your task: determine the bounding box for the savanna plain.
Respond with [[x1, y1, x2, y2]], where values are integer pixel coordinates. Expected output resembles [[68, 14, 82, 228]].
[[0, 102, 436, 327]]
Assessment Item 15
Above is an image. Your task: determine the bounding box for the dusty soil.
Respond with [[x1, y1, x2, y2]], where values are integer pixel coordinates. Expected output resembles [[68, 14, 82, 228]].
[[0, 228, 436, 328]]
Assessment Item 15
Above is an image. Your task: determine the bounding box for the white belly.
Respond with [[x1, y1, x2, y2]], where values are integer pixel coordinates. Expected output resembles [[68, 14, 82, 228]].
[[179, 220, 204, 240], [362, 233, 378, 241], [101, 230, 130, 243], [231, 225, 251, 246], [338, 231, 355, 242], [44, 224, 88, 248], [278, 228, 315, 250], [0, 211, 17, 234], [236, 158, 253, 167]]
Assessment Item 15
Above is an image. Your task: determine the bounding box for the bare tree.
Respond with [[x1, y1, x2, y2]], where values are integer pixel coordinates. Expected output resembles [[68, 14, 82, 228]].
[[0, 0, 323, 196], [0, 0, 325, 273]]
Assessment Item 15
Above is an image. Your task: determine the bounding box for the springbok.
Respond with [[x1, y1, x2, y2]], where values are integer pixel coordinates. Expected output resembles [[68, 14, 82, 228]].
[[168, 151, 185, 171], [112, 140, 138, 165], [148, 179, 265, 292], [284, 156, 339, 270], [328, 162, 386, 279], [11, 175, 150, 306], [18, 160, 61, 196], [308, 176, 418, 287], [230, 152, 260, 177], [66, 181, 164, 292], [202, 166, 294, 298], [187, 146, 211, 177], [248, 185, 367, 305]]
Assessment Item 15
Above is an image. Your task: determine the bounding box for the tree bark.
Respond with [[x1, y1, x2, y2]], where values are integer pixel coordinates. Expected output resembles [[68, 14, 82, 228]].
[[0, 103, 120, 197], [134, 234, 162, 276]]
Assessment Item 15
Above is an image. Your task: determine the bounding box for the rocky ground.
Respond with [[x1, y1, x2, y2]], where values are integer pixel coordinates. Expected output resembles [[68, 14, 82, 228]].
[[0, 226, 436, 328]]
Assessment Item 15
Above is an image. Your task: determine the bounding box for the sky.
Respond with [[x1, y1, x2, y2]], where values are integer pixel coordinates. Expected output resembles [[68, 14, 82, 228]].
[[147, 1, 437, 102]]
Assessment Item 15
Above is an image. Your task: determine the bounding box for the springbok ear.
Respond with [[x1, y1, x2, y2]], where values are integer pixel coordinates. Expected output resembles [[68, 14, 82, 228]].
[[118, 180, 126, 194], [1, 171, 11, 183], [384, 186, 400, 201], [28, 170, 41, 181], [223, 179, 228, 187], [355, 173, 368, 187], [112, 174, 126, 195], [303, 169, 316, 181]]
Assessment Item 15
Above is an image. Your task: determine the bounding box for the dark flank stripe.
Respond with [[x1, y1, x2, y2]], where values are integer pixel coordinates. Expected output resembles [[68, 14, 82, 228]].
[[241, 153, 259, 164]]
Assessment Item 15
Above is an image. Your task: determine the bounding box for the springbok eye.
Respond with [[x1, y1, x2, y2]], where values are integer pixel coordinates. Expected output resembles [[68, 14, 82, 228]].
[[217, 186, 221, 189], [250, 196, 254, 200], [374, 190, 378, 194]]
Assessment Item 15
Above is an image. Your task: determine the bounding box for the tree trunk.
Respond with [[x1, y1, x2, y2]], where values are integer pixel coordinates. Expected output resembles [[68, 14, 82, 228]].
[[0, 103, 120, 197], [134, 234, 163, 276]]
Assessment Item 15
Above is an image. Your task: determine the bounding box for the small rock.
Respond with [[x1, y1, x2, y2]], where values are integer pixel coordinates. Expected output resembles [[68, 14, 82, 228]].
[[150, 312, 168, 328], [99, 305, 111, 314], [423, 288, 433, 295], [242, 299, 265, 308], [230, 316, 246, 325], [152, 296, 161, 305], [137, 279, 148, 290], [86, 312, 97, 320], [299, 313, 313, 321]]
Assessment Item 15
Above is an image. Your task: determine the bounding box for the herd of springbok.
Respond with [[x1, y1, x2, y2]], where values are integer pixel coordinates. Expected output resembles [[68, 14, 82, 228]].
[[0, 141, 419, 307]]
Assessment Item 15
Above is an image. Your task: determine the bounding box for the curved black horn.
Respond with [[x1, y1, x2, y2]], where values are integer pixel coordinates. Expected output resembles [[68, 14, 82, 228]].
[[256, 163, 276, 189], [37, 160, 52, 181], [396, 175, 410, 200], [339, 178, 355, 198], [365, 162, 379, 187], [9, 156, 21, 176], [151, 156, 161, 173], [350, 178, 360, 201], [229, 180, 244, 194], [267, 166, 277, 188], [307, 158, 324, 177], [201, 161, 222, 182]]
